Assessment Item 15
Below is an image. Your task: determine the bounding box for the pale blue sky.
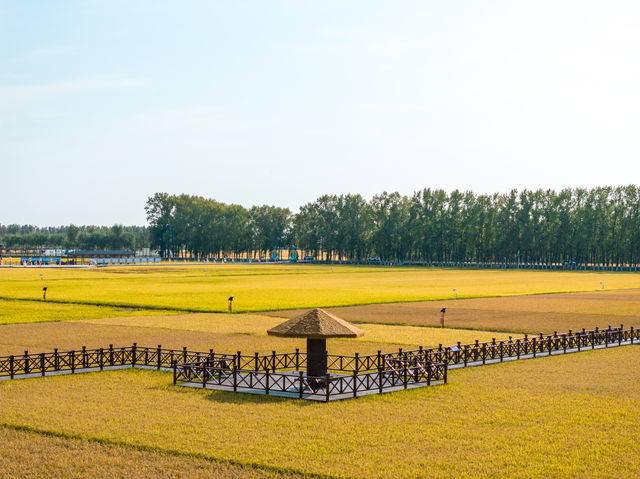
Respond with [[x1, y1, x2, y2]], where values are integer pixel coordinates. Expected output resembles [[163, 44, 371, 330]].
[[2, 1, 639, 225]]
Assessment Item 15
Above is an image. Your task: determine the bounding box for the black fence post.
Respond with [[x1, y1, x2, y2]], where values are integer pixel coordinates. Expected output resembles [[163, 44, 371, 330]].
[[54, 348, 59, 371], [591, 330, 595, 349], [378, 367, 383, 394], [377, 350, 382, 369], [24, 351, 29, 375], [499, 341, 504, 362], [132, 343, 137, 367], [40, 353, 45, 376], [157, 345, 162, 370], [265, 369, 270, 396], [353, 370, 358, 398], [562, 334, 566, 354], [99, 348, 104, 371], [516, 339, 521, 359], [109, 344, 114, 366], [299, 371, 304, 399], [254, 352, 259, 371], [173, 360, 177, 385], [183, 347, 188, 364], [82, 346, 87, 369], [232, 359, 237, 392], [631, 326, 635, 345], [271, 351, 276, 373], [295, 348, 300, 371], [403, 357, 408, 389], [355, 352, 360, 373], [325, 374, 331, 402], [482, 343, 486, 365], [619, 324, 623, 346], [9, 355, 14, 379], [524, 334, 528, 355], [444, 362, 448, 384], [463, 345, 468, 367]]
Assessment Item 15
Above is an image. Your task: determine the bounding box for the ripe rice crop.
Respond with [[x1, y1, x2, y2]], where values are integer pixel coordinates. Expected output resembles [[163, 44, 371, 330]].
[[1, 265, 638, 313], [0, 347, 637, 478], [0, 299, 174, 325], [0, 426, 300, 479]]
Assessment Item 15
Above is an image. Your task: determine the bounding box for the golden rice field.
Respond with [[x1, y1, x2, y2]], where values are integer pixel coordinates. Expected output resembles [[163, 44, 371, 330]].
[[0, 348, 637, 478], [1, 264, 639, 478], [0, 426, 298, 479], [0, 313, 509, 356], [1, 264, 639, 313], [0, 298, 175, 325], [268, 288, 640, 334]]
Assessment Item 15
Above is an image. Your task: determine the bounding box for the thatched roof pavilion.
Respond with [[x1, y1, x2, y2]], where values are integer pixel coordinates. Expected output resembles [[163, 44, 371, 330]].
[[267, 308, 364, 377]]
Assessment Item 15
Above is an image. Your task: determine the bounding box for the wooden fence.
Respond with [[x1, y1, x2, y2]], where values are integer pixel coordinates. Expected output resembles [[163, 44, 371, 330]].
[[1, 325, 637, 400], [173, 358, 448, 402]]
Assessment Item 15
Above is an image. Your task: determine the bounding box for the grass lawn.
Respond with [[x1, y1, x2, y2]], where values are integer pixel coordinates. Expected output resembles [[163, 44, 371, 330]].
[[1, 265, 639, 312], [0, 347, 637, 478]]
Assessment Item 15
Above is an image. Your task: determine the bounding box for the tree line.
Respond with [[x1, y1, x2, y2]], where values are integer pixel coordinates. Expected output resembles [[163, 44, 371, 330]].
[[0, 224, 149, 251], [3, 186, 639, 264], [144, 186, 640, 265]]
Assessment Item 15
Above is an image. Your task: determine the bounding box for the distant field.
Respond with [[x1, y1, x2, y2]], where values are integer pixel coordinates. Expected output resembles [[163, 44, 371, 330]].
[[0, 299, 175, 325], [1, 264, 639, 313], [267, 289, 640, 334], [0, 313, 509, 356], [0, 347, 637, 478]]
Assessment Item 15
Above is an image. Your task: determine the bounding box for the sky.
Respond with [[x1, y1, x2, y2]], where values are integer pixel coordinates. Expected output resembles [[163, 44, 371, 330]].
[[1, 1, 639, 226]]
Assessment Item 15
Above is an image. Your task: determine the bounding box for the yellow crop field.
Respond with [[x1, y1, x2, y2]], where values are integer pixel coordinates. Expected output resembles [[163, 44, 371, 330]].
[[0, 347, 637, 478], [0, 312, 508, 357], [84, 313, 511, 347], [1, 264, 639, 313], [0, 265, 638, 477], [269, 288, 640, 334], [0, 426, 300, 479], [0, 299, 175, 325]]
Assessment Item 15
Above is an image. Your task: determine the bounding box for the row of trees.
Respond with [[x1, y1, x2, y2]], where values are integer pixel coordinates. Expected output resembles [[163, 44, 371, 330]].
[[145, 186, 640, 264], [0, 224, 149, 251], [144, 193, 290, 259], [4, 186, 639, 264]]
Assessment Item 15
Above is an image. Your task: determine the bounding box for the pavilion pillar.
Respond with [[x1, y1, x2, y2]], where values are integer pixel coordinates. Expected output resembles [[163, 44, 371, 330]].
[[306, 338, 327, 378]]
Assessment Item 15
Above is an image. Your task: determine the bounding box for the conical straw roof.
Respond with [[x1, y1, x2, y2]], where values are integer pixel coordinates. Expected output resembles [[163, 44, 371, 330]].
[[267, 308, 365, 339]]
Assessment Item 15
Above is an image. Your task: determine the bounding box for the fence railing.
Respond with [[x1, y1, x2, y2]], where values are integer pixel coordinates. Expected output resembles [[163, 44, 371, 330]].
[[173, 359, 448, 402], [1, 324, 637, 381]]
